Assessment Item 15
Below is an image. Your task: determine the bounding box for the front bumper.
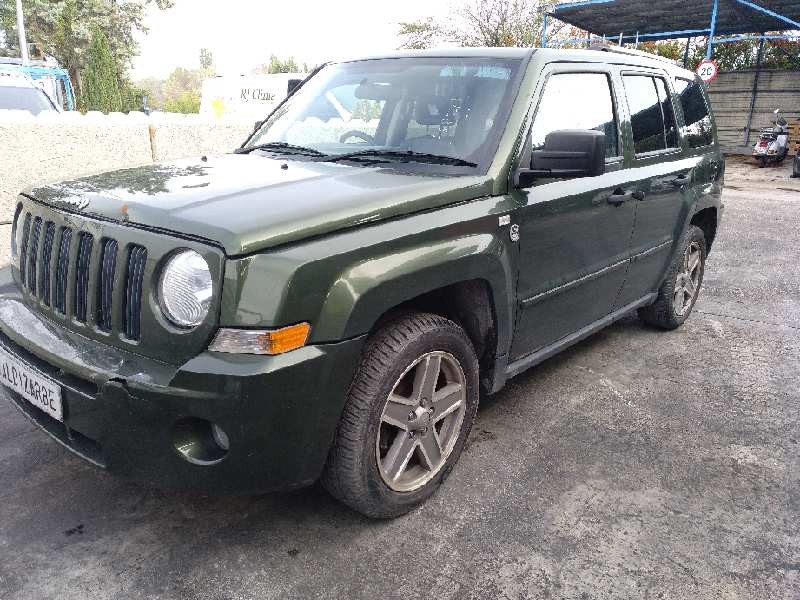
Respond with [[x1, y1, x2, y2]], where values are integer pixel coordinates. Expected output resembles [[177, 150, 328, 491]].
[[0, 269, 365, 493]]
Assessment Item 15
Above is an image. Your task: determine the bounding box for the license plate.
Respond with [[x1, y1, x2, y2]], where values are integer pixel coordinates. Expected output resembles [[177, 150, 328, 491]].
[[0, 348, 62, 421]]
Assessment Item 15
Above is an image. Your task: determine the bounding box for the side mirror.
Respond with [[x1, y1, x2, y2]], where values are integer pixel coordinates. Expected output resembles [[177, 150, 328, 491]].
[[516, 130, 606, 188], [287, 79, 303, 95]]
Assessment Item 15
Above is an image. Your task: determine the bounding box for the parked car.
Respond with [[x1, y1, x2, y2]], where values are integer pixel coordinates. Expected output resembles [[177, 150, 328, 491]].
[[0, 68, 60, 114], [793, 152, 800, 178], [0, 46, 723, 518], [0, 57, 75, 111]]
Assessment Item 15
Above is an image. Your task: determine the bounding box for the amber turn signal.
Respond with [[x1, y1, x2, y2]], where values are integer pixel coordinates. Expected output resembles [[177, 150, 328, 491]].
[[209, 323, 311, 355]]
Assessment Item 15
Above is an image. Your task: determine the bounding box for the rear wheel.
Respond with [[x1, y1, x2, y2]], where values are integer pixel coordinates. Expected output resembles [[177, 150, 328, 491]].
[[322, 312, 479, 518], [638, 225, 706, 330]]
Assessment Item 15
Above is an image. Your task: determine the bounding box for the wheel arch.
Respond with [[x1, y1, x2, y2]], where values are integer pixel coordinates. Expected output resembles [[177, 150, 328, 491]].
[[312, 234, 516, 390], [690, 206, 718, 253]]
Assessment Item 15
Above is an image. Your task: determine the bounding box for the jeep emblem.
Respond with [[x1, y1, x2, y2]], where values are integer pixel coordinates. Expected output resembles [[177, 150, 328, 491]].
[[509, 224, 520, 242]]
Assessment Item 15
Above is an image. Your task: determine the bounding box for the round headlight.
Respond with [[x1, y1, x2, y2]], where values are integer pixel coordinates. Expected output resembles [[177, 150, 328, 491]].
[[159, 250, 213, 328]]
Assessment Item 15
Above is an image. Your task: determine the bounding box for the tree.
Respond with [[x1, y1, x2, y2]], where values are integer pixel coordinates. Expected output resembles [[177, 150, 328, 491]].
[[399, 0, 551, 49], [398, 0, 797, 71], [79, 27, 139, 112], [397, 18, 439, 50], [257, 54, 301, 74], [637, 35, 798, 71], [135, 66, 209, 113], [163, 91, 201, 114], [0, 0, 173, 96]]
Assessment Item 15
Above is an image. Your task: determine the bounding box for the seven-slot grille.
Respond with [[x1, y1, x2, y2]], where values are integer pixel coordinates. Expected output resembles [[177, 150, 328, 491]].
[[14, 210, 148, 341]]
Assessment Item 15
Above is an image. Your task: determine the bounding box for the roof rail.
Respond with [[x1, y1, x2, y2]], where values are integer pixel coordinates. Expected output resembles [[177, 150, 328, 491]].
[[588, 42, 680, 66]]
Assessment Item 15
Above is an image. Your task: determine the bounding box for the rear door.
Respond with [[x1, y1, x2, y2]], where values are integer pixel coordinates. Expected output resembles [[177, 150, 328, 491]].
[[614, 69, 695, 307], [510, 65, 636, 359]]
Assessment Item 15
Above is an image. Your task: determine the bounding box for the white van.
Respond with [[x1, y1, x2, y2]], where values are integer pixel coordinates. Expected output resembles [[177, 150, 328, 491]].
[[199, 73, 305, 120]]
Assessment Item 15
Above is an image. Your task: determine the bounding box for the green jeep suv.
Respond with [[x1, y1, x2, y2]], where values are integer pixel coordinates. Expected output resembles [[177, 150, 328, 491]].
[[1, 47, 723, 518]]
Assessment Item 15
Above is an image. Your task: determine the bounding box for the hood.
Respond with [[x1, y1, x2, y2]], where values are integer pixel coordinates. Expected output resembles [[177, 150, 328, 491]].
[[24, 154, 493, 256]]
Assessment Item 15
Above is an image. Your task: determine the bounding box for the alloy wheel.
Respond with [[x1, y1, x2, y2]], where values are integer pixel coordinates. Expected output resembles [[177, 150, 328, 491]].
[[674, 241, 702, 317], [376, 351, 467, 492]]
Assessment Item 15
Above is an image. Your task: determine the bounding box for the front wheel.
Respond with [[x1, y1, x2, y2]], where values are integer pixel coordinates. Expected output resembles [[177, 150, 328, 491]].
[[322, 312, 479, 518], [638, 225, 706, 330]]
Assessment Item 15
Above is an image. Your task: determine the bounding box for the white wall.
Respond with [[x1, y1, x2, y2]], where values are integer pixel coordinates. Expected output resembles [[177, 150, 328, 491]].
[[0, 111, 253, 267]]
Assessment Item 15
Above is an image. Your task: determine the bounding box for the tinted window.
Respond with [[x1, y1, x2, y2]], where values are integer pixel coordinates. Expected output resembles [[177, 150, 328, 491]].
[[530, 72, 620, 158], [623, 75, 678, 155], [675, 78, 714, 148], [0, 85, 55, 114], [655, 77, 679, 148]]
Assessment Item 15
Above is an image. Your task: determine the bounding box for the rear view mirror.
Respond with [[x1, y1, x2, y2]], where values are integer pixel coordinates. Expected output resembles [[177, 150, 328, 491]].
[[354, 81, 400, 102], [516, 130, 606, 187]]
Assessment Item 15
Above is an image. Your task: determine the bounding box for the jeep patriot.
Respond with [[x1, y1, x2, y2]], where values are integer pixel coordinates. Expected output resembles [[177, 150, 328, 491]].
[[1, 47, 723, 518]]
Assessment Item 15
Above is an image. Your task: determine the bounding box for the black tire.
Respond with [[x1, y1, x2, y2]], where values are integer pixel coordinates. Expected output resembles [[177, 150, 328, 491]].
[[638, 225, 706, 330], [321, 312, 479, 519]]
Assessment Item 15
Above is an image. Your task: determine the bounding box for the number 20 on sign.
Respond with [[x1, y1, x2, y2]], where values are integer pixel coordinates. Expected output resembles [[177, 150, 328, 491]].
[[696, 60, 719, 84]]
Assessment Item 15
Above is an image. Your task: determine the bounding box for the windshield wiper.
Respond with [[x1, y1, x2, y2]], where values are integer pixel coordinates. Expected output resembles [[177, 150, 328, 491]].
[[235, 142, 326, 157], [320, 150, 478, 167]]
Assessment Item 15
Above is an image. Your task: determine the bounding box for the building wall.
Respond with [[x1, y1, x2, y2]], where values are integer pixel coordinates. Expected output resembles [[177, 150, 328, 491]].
[[0, 112, 252, 267], [707, 69, 800, 154]]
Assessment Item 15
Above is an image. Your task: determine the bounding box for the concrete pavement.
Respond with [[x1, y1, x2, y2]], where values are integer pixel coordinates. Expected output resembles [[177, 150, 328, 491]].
[[0, 159, 798, 600]]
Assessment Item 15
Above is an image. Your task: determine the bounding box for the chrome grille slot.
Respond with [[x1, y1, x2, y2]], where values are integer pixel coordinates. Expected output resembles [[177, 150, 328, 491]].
[[18, 213, 32, 287], [12, 200, 220, 362], [26, 217, 43, 295], [124, 245, 147, 340], [97, 239, 118, 332], [39, 222, 56, 307], [74, 233, 94, 323], [54, 227, 73, 314]]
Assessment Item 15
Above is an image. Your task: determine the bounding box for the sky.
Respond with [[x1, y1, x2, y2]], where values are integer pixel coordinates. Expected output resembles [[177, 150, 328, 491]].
[[131, 0, 453, 80]]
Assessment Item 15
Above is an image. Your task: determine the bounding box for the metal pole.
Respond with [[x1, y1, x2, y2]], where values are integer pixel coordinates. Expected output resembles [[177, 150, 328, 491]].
[[743, 35, 766, 146], [635, 31, 640, 48], [683, 36, 691, 67], [541, 12, 548, 48], [618, 31, 624, 46], [706, 0, 720, 60], [15, 0, 30, 65]]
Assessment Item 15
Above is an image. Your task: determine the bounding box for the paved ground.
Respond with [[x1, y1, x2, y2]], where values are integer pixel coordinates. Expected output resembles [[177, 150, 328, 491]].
[[1, 159, 798, 600]]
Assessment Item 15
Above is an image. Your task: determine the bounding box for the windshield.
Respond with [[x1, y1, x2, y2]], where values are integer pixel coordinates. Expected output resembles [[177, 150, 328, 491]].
[[245, 57, 523, 173], [0, 85, 56, 114]]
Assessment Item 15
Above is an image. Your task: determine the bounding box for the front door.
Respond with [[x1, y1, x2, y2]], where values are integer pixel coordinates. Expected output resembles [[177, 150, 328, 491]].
[[510, 66, 636, 360]]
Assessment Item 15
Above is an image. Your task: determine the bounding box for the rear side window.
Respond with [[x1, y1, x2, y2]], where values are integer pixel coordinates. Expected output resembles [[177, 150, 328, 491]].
[[623, 75, 679, 155], [530, 72, 620, 158], [675, 78, 714, 148], [654, 78, 679, 148]]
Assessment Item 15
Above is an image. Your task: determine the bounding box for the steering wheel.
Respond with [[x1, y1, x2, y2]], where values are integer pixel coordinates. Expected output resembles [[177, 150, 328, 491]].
[[339, 130, 375, 144]]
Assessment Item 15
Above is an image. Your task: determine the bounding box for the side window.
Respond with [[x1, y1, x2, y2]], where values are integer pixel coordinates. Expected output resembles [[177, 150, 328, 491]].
[[530, 72, 620, 159], [623, 74, 678, 155], [655, 77, 679, 148], [675, 78, 714, 148]]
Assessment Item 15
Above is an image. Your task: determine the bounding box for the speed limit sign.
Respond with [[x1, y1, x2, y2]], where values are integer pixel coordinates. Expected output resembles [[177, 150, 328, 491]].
[[696, 59, 719, 83]]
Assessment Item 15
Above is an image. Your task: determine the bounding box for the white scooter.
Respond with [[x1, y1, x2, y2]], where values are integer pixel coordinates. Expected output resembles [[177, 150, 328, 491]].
[[753, 109, 789, 167]]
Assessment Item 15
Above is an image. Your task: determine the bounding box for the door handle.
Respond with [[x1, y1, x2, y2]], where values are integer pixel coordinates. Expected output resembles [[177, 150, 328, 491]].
[[607, 190, 644, 205], [671, 174, 689, 187]]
